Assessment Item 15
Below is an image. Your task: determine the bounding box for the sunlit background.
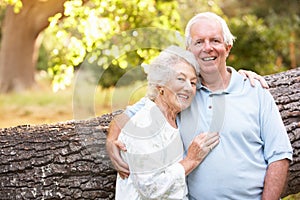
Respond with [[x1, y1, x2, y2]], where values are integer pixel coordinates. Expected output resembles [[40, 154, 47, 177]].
[[0, 0, 299, 199], [0, 0, 299, 126]]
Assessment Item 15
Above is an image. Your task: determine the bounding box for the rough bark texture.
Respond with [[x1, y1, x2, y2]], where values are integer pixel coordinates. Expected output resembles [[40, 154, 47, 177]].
[[0, 68, 299, 199], [264, 67, 300, 197]]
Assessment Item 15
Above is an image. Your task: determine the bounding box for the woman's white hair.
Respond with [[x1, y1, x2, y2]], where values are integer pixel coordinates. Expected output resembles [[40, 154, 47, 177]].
[[185, 12, 236, 48], [143, 45, 200, 100]]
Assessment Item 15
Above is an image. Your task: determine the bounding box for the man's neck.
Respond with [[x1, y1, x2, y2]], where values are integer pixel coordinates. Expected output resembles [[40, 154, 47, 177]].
[[201, 67, 232, 92]]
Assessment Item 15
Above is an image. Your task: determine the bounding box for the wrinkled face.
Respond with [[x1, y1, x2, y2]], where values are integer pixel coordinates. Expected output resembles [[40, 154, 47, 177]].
[[162, 61, 197, 112], [188, 18, 231, 75]]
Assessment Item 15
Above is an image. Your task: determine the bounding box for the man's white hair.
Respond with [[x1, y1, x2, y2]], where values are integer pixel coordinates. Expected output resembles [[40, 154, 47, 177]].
[[185, 12, 236, 48]]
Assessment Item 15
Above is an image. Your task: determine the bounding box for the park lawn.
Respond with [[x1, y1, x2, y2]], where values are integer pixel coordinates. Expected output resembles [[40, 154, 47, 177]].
[[0, 79, 146, 129]]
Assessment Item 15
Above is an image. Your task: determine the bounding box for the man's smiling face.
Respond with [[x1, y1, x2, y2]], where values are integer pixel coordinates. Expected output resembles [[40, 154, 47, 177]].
[[188, 18, 231, 75]]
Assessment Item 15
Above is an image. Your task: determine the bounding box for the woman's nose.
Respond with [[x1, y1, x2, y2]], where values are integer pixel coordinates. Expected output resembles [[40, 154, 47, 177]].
[[184, 81, 193, 91]]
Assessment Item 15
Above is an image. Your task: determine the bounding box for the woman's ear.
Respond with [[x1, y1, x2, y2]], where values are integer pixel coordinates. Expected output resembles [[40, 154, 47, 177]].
[[157, 86, 164, 95]]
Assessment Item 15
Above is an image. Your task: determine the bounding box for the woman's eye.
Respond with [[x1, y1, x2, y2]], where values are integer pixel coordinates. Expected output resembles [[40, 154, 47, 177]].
[[177, 77, 185, 81]]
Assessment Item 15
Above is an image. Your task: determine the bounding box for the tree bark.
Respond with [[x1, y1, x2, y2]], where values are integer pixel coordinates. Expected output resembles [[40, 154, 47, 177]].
[[0, 68, 299, 199], [0, 0, 66, 93], [264, 67, 300, 197]]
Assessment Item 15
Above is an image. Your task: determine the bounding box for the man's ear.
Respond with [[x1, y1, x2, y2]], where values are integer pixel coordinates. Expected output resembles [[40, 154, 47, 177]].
[[225, 45, 232, 58]]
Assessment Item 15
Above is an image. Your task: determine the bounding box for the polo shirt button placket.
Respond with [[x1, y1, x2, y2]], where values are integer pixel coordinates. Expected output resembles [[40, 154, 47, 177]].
[[208, 94, 213, 110]]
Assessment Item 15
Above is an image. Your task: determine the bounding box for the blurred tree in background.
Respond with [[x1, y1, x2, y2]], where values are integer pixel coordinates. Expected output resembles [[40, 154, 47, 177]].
[[0, 0, 299, 93], [221, 0, 300, 74], [0, 0, 67, 93]]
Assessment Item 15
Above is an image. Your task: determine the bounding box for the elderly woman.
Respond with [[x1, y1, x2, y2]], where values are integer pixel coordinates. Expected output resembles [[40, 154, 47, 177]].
[[114, 45, 219, 199]]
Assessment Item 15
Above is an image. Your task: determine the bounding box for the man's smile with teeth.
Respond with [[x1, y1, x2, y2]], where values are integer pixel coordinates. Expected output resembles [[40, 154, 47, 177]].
[[202, 56, 216, 61]]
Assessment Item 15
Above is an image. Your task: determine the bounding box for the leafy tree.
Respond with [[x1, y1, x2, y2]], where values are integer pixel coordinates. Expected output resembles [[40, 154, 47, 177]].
[[44, 0, 183, 91], [228, 15, 283, 75], [223, 0, 300, 74], [0, 0, 182, 93], [0, 0, 67, 93], [1, 0, 298, 93]]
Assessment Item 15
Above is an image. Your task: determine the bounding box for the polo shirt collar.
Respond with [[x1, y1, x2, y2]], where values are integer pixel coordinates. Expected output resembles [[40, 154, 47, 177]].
[[197, 66, 245, 95]]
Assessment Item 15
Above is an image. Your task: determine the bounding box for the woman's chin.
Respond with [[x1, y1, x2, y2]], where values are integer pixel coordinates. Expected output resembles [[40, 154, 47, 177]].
[[179, 102, 192, 111]]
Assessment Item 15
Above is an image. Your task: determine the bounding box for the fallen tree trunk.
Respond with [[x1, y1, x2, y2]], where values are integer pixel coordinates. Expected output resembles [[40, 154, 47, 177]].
[[264, 67, 300, 197], [0, 67, 299, 199]]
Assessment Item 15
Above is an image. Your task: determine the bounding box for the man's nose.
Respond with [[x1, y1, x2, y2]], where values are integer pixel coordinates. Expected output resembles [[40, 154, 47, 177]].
[[203, 40, 213, 51]]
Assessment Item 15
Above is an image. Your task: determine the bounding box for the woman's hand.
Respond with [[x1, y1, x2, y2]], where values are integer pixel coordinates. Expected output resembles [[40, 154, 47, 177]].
[[180, 132, 219, 175], [238, 69, 269, 89], [187, 132, 219, 163]]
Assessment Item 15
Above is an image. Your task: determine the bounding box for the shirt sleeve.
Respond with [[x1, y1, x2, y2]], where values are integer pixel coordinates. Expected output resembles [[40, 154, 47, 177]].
[[131, 163, 187, 199], [260, 89, 293, 164], [124, 97, 147, 118]]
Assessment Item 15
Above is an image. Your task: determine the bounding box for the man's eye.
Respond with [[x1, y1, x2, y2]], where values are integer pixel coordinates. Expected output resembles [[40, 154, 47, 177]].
[[213, 39, 221, 44], [194, 41, 202, 46]]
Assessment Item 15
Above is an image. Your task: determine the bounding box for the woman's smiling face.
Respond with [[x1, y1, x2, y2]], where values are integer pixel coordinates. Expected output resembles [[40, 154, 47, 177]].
[[162, 61, 197, 112]]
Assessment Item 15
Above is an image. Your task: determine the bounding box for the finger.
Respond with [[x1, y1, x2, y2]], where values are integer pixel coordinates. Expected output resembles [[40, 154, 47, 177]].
[[209, 139, 220, 150], [107, 142, 130, 173], [114, 140, 127, 152], [204, 132, 219, 141], [110, 149, 130, 173], [204, 132, 219, 146], [205, 132, 218, 138], [119, 171, 130, 179], [193, 132, 218, 146], [258, 76, 269, 89], [248, 72, 256, 87], [238, 69, 247, 78], [113, 157, 129, 171]]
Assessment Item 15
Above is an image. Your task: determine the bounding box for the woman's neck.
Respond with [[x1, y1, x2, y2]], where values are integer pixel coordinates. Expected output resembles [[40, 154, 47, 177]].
[[154, 97, 179, 128]]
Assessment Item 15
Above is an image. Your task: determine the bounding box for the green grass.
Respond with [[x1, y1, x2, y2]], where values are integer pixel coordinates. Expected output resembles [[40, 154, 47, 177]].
[[283, 193, 300, 200], [0, 79, 147, 128]]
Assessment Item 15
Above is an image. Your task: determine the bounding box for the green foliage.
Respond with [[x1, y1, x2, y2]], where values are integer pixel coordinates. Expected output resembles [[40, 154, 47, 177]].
[[42, 0, 182, 91], [228, 11, 299, 75], [222, 0, 300, 75], [229, 15, 279, 74], [37, 0, 299, 90], [37, 44, 49, 71]]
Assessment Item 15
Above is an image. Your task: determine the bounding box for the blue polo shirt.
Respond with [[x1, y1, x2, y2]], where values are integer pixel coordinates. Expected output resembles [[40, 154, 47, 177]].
[[178, 67, 292, 199], [124, 67, 293, 199]]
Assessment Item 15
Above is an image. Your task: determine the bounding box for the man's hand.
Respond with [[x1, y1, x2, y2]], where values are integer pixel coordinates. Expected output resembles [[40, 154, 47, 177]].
[[106, 113, 130, 178], [106, 138, 129, 178], [238, 69, 269, 89]]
